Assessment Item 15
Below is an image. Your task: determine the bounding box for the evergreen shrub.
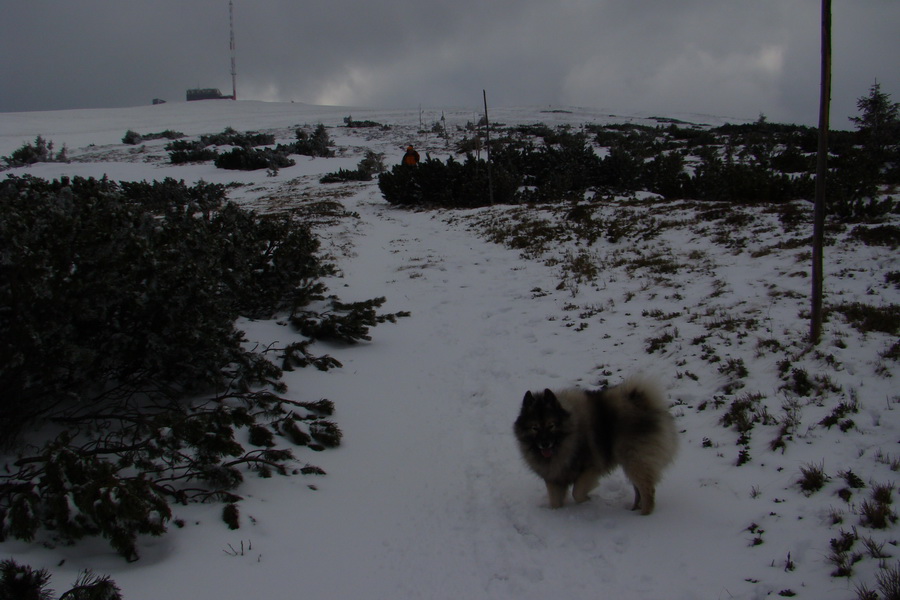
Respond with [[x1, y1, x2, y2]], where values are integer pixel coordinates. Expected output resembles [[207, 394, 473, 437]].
[[200, 127, 275, 148], [214, 147, 295, 171], [378, 155, 520, 208], [343, 115, 385, 128], [0, 559, 122, 600], [123, 129, 184, 145], [0, 174, 407, 559], [166, 139, 217, 164], [287, 124, 334, 157], [320, 168, 372, 184], [2, 136, 68, 167], [320, 150, 385, 183]]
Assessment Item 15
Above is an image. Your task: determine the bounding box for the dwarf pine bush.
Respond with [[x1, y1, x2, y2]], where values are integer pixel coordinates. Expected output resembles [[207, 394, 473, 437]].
[[200, 127, 275, 148], [290, 124, 334, 157], [378, 154, 520, 207], [0, 174, 407, 559], [0, 559, 121, 600], [214, 147, 295, 171], [375, 88, 897, 215], [320, 150, 386, 183], [2, 135, 68, 167], [165, 127, 278, 165], [166, 139, 217, 163], [123, 129, 183, 145]]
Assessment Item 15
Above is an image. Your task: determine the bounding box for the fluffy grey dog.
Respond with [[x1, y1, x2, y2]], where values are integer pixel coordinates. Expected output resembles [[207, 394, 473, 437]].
[[513, 378, 678, 514]]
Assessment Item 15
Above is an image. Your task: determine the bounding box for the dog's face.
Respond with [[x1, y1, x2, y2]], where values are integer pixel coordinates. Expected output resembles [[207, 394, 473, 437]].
[[514, 389, 570, 460]]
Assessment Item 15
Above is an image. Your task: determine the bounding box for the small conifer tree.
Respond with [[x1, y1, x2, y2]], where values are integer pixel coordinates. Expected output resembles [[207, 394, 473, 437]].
[[850, 81, 900, 165]]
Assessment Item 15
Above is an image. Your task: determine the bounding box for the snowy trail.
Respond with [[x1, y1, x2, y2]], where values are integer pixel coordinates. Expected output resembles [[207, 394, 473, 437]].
[[213, 186, 754, 600], [286, 188, 599, 598], [284, 187, 801, 600]]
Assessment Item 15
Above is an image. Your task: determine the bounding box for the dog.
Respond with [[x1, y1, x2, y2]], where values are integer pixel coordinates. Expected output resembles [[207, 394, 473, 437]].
[[513, 377, 678, 514]]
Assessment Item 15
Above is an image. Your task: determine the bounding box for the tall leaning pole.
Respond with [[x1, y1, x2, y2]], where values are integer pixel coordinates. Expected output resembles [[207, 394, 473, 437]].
[[483, 90, 494, 205], [810, 0, 831, 345], [230, 0, 237, 101]]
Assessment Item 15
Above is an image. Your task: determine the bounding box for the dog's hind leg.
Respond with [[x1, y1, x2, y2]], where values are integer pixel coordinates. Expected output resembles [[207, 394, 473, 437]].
[[631, 486, 641, 511], [624, 469, 657, 515]]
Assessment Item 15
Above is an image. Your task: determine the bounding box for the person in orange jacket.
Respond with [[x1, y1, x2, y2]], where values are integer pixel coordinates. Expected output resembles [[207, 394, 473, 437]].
[[402, 145, 420, 166]]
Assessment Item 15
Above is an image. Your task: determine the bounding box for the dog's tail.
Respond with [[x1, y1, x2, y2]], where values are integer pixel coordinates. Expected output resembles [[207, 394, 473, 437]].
[[615, 375, 680, 466], [615, 375, 668, 412]]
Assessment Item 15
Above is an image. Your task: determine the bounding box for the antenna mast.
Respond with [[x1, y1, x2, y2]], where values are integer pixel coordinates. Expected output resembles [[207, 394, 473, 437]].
[[229, 0, 237, 100]]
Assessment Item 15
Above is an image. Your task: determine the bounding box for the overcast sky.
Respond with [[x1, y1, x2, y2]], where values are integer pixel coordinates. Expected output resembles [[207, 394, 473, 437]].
[[2, 1, 897, 127]]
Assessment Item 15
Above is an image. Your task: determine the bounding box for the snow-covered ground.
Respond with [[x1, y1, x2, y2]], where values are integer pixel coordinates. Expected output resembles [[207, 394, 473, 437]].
[[1, 101, 897, 599]]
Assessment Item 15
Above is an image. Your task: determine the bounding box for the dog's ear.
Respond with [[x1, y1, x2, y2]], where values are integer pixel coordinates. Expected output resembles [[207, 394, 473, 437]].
[[522, 390, 536, 408], [542, 389, 570, 419]]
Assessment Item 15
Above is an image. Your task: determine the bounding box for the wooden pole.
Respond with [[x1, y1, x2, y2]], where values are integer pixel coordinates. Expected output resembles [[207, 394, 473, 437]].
[[230, 0, 237, 100], [483, 89, 494, 205], [810, 0, 831, 344]]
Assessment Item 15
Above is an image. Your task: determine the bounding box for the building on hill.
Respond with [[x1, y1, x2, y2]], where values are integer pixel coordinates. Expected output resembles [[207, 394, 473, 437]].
[[186, 88, 234, 102]]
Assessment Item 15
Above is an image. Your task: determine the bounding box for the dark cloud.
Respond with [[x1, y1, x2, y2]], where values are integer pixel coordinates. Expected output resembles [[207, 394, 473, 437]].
[[2, 0, 897, 127]]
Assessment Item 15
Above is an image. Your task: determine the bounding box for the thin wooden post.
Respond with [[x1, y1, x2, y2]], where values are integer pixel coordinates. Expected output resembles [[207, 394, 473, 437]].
[[229, 0, 237, 100], [483, 89, 494, 205], [810, 0, 831, 344]]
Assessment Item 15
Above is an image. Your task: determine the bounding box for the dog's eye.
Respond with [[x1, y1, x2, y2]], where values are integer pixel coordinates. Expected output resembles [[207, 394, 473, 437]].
[[530, 425, 540, 432], [546, 422, 556, 430]]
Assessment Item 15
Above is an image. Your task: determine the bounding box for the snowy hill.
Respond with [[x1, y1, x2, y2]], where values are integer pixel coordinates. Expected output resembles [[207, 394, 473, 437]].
[[1, 100, 897, 600]]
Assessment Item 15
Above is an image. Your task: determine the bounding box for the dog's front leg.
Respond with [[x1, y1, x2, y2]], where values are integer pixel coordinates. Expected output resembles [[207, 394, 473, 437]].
[[545, 481, 567, 508], [572, 469, 601, 503]]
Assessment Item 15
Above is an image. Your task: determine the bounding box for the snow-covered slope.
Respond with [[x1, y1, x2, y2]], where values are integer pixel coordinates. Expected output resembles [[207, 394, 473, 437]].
[[1, 101, 897, 600]]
